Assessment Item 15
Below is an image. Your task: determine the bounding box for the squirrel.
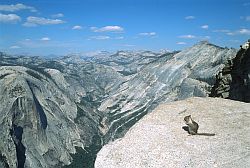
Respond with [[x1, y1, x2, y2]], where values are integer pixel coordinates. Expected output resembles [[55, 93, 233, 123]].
[[184, 115, 215, 136]]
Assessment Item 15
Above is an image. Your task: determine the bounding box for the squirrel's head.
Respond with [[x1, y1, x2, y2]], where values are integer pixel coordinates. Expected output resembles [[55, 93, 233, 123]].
[[184, 115, 192, 125]]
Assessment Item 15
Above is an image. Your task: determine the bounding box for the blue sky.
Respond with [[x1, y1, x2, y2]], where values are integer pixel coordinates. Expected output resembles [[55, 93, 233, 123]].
[[0, 0, 250, 56]]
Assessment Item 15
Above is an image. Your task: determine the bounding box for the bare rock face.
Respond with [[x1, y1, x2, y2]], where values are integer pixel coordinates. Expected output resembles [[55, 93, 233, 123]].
[[210, 40, 250, 102], [99, 42, 237, 142], [95, 97, 250, 168], [0, 66, 101, 168]]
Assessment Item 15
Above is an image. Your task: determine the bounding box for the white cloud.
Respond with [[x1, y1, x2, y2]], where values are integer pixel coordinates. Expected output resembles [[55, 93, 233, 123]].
[[90, 27, 97, 31], [229, 39, 240, 43], [120, 44, 135, 47], [23, 16, 65, 27], [10, 45, 21, 49], [114, 36, 124, 39], [245, 16, 250, 21], [177, 42, 186, 45], [213, 29, 230, 33], [240, 16, 250, 21], [91, 26, 124, 32], [0, 3, 37, 12], [89, 36, 110, 40], [243, 2, 250, 6], [18, 38, 85, 49], [22, 22, 35, 27], [226, 32, 234, 36], [223, 28, 250, 36], [201, 25, 209, 29], [178, 35, 196, 39], [138, 32, 156, 36], [238, 28, 250, 35], [72, 25, 82, 30], [203, 36, 210, 39], [185, 16, 195, 20], [40, 37, 50, 41], [51, 13, 64, 18], [88, 36, 123, 40], [0, 13, 21, 23]]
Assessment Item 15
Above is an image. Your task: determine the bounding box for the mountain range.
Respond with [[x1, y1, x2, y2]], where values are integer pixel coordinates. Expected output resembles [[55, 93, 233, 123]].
[[1, 40, 249, 168]]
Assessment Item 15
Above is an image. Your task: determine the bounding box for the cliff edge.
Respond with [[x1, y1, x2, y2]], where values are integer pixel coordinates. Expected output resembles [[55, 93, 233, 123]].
[[95, 97, 250, 168]]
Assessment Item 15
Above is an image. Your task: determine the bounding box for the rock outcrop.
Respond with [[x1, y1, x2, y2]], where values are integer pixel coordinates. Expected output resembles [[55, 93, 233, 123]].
[[210, 40, 250, 102], [95, 97, 250, 168]]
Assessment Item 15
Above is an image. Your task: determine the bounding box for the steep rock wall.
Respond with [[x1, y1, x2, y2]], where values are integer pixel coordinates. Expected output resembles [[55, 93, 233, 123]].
[[0, 66, 101, 168], [210, 41, 250, 102]]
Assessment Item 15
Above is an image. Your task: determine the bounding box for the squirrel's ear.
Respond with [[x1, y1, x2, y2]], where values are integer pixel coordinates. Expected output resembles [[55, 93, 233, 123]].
[[188, 115, 191, 117]]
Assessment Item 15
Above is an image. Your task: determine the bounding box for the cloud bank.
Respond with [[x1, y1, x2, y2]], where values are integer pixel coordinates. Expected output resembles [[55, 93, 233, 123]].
[[0, 13, 21, 23], [72, 25, 82, 30], [91, 26, 124, 32], [138, 32, 156, 36], [178, 35, 196, 39], [23, 16, 65, 27], [185, 16, 195, 20], [0, 3, 37, 12]]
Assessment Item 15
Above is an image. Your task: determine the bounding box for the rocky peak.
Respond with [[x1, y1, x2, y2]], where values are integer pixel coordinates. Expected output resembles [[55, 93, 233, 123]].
[[241, 39, 250, 49], [98, 41, 237, 143]]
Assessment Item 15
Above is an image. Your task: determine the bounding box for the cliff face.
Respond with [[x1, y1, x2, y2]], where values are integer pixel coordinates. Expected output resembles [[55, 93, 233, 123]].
[[210, 41, 250, 102], [0, 66, 100, 168], [95, 97, 250, 168]]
